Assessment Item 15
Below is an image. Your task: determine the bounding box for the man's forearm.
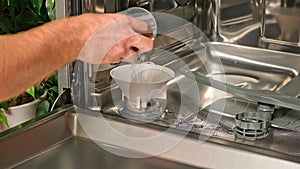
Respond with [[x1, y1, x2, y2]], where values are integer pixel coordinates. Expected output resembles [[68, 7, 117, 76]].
[[0, 13, 153, 102], [0, 17, 82, 102]]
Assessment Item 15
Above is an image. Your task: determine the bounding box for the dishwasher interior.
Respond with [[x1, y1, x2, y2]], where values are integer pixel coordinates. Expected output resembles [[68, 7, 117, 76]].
[[1, 0, 300, 169]]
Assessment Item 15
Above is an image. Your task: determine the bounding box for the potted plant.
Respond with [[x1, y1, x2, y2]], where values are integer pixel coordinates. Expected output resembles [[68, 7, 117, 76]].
[[0, 0, 57, 130]]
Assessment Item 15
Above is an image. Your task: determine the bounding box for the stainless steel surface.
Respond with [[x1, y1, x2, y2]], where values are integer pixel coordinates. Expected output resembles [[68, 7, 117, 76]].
[[15, 138, 198, 169], [196, 42, 299, 90], [203, 0, 300, 53], [56, 0, 72, 93], [90, 42, 300, 114], [182, 39, 298, 116], [204, 0, 263, 44], [80, 43, 300, 163], [186, 70, 300, 111], [78, 0, 198, 22], [51, 1, 300, 168], [88, 64, 115, 88], [1, 107, 300, 169], [272, 109, 300, 131], [183, 42, 300, 122], [0, 106, 74, 168], [261, 0, 300, 47], [279, 75, 300, 97]]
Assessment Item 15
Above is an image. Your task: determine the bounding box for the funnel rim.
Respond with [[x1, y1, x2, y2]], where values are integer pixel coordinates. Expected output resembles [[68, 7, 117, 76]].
[[110, 64, 175, 84]]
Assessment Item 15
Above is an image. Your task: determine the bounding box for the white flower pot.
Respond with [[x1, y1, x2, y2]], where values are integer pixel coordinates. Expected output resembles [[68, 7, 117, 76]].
[[0, 99, 41, 131]]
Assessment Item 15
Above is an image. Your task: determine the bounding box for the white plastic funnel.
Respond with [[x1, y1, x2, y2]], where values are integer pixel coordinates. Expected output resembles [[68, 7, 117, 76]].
[[110, 63, 175, 109]]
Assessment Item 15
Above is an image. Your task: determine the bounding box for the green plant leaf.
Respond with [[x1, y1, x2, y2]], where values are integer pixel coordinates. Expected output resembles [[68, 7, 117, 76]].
[[15, 7, 44, 31], [0, 99, 9, 126], [47, 73, 58, 84], [49, 86, 58, 93], [7, 3, 15, 17], [34, 84, 46, 98], [0, 16, 14, 34], [0, 112, 8, 127], [0, 102, 8, 110], [26, 86, 36, 100], [12, 96, 18, 105], [49, 0, 55, 9], [36, 100, 50, 117], [48, 93, 56, 106], [32, 0, 43, 15], [46, 0, 55, 20]]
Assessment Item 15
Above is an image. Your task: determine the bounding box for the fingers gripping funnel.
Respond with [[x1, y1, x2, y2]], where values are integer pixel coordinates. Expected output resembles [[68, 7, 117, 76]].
[[110, 63, 175, 109]]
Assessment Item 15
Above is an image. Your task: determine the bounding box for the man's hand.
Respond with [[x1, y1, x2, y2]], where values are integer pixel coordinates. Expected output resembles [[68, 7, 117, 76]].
[[76, 13, 154, 64]]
